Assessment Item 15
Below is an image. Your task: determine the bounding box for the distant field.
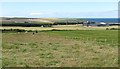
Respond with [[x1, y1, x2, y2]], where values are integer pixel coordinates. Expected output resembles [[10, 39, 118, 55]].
[[2, 30, 118, 67], [0, 25, 119, 31]]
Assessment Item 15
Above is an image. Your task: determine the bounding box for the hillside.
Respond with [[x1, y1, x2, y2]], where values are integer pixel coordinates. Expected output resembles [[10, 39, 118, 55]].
[[0, 17, 85, 27]]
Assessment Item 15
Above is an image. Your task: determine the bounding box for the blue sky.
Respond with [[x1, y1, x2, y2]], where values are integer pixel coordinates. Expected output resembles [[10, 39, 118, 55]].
[[0, 0, 119, 2], [1, 2, 119, 18]]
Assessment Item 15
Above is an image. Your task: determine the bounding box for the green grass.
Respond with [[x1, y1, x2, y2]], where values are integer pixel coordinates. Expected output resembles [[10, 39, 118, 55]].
[[46, 30, 118, 46], [2, 30, 118, 67]]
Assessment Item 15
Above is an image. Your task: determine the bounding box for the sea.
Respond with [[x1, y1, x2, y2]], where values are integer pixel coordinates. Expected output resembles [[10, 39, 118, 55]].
[[81, 18, 119, 23]]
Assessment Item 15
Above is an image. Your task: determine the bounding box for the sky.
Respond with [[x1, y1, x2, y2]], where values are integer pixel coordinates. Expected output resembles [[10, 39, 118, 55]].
[[0, 0, 119, 2], [0, 1, 119, 18]]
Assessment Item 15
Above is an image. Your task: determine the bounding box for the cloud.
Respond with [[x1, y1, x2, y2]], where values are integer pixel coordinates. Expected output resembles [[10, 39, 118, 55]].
[[29, 12, 43, 15]]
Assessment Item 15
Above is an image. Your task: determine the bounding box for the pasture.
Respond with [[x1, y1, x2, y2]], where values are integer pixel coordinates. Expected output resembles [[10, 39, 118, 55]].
[[1, 25, 119, 31], [2, 29, 118, 67]]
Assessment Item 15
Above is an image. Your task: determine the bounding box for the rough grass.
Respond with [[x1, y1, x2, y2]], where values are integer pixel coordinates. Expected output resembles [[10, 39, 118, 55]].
[[0, 33, 2, 68], [2, 30, 118, 67]]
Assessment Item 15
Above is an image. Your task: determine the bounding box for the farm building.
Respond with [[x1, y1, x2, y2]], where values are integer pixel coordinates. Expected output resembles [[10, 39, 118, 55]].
[[83, 21, 109, 26]]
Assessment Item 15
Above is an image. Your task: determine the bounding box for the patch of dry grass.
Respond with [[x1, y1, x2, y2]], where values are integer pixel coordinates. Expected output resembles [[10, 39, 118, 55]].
[[1, 25, 119, 31]]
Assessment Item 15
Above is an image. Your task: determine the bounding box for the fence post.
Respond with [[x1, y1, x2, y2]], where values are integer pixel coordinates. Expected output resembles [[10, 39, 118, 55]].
[[105, 39, 107, 44]]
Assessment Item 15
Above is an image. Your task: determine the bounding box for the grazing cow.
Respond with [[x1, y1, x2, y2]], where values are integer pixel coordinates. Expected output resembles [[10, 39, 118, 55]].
[[33, 32, 35, 35]]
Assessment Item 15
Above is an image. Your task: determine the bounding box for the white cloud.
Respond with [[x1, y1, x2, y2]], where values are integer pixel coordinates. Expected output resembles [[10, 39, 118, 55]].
[[29, 12, 43, 15]]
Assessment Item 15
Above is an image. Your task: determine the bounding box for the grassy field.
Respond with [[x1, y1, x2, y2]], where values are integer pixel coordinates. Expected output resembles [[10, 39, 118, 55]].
[[2, 30, 118, 67], [0, 25, 119, 31]]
